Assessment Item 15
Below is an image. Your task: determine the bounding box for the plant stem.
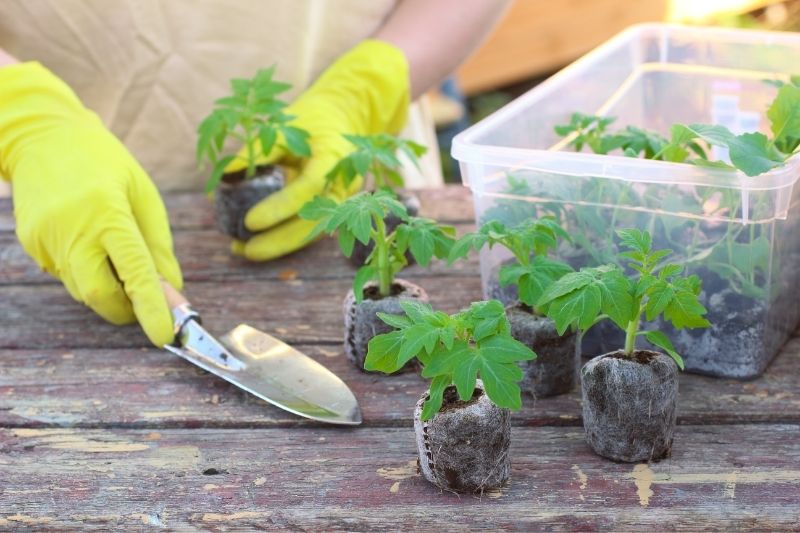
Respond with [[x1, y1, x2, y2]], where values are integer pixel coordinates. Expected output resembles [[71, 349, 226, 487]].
[[624, 304, 643, 356], [374, 215, 392, 297]]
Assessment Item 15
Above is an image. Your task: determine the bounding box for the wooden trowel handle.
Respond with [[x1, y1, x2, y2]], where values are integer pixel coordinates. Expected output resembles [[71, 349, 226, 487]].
[[161, 280, 190, 310]]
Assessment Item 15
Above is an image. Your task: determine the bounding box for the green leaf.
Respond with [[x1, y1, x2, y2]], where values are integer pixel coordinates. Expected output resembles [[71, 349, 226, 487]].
[[376, 312, 411, 329], [420, 375, 450, 421], [727, 132, 786, 176], [546, 280, 602, 335], [364, 331, 405, 372], [399, 323, 440, 364], [204, 155, 235, 193], [399, 300, 433, 324], [644, 330, 684, 370], [352, 265, 376, 304], [480, 359, 523, 410], [663, 289, 710, 330], [453, 356, 480, 401], [281, 126, 311, 157], [498, 263, 527, 288], [337, 229, 355, 257], [599, 270, 634, 329], [537, 271, 595, 305], [617, 228, 651, 255], [645, 280, 674, 321], [478, 335, 536, 363], [258, 126, 278, 157], [421, 340, 471, 378], [768, 84, 800, 152]]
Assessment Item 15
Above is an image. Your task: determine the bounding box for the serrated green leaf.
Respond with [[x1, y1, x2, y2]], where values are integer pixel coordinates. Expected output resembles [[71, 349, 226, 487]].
[[337, 229, 355, 257], [664, 289, 710, 329], [399, 300, 433, 324], [480, 359, 522, 410], [376, 312, 411, 329], [453, 355, 480, 401], [420, 375, 450, 421], [399, 323, 440, 364], [421, 340, 471, 378], [617, 228, 651, 255], [644, 330, 684, 370], [547, 281, 602, 334], [478, 334, 536, 363], [352, 265, 376, 304], [364, 330, 404, 372], [645, 280, 674, 321], [537, 271, 595, 306], [599, 270, 634, 329], [768, 84, 800, 153]]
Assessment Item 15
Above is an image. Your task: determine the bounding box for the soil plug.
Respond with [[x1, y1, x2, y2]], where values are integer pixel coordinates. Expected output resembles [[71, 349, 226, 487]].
[[300, 190, 456, 372], [196, 66, 311, 240], [450, 217, 577, 397], [365, 299, 535, 493], [539, 228, 710, 462]]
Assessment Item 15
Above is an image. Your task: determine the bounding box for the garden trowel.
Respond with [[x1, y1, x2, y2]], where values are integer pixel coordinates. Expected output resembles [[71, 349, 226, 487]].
[[161, 282, 362, 425]]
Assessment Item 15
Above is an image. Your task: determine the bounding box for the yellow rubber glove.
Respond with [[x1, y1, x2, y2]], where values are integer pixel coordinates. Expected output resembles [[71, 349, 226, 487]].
[[228, 39, 410, 260], [0, 62, 182, 346]]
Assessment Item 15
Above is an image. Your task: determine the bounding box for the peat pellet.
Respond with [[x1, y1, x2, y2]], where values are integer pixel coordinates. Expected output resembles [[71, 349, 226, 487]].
[[506, 303, 578, 397], [581, 350, 678, 462], [414, 381, 511, 493], [214, 166, 284, 240], [343, 278, 428, 372], [349, 192, 420, 266]]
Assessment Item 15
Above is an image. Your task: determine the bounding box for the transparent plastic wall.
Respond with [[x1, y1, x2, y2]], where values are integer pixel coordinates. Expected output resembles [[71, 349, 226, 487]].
[[453, 25, 800, 378]]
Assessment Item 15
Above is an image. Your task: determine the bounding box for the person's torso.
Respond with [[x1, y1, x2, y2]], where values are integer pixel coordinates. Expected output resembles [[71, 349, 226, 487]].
[[0, 0, 398, 190]]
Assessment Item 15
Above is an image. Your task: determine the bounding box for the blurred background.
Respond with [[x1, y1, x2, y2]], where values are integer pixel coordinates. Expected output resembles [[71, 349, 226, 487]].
[[433, 0, 800, 181]]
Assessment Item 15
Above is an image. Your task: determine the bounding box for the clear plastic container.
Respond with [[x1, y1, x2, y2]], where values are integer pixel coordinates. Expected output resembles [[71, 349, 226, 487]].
[[452, 24, 800, 378]]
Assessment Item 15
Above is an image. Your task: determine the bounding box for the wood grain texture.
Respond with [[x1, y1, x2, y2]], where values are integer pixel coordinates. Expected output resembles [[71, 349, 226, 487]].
[[0, 275, 484, 349], [0, 186, 474, 235], [1, 339, 799, 430], [2, 187, 800, 529], [2, 425, 799, 531], [0, 224, 479, 286]]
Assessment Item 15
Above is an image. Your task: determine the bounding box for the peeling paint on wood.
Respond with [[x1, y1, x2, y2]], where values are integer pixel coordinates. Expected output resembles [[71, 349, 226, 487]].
[[1, 188, 800, 530]]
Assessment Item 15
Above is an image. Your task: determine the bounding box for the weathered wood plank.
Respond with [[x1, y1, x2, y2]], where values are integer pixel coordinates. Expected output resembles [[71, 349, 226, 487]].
[[0, 276, 484, 349], [2, 336, 799, 429], [0, 224, 479, 286], [0, 187, 474, 235], [1, 425, 799, 531]]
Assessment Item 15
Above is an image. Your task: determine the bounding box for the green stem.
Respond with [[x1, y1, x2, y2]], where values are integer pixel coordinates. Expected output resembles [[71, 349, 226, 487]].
[[624, 303, 643, 356], [374, 215, 392, 297]]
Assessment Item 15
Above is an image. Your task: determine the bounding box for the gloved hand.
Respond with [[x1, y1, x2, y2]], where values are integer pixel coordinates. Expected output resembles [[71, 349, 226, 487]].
[[228, 39, 410, 260], [0, 62, 182, 346]]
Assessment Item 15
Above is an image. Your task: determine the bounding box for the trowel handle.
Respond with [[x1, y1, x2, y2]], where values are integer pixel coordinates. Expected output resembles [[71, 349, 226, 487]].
[[161, 279, 190, 308], [161, 280, 200, 334]]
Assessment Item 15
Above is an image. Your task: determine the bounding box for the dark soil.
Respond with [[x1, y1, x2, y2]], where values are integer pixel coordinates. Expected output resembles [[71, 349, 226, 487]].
[[349, 192, 420, 266], [343, 278, 428, 372], [506, 303, 578, 397], [656, 265, 793, 379], [581, 350, 678, 462], [414, 381, 511, 493], [214, 165, 284, 240]]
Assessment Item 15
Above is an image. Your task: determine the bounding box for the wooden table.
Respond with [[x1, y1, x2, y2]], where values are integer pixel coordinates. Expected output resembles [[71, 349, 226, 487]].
[[1, 187, 799, 530]]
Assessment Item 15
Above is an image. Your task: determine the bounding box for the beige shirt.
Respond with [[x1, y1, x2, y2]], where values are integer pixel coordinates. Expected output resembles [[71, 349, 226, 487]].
[[0, 0, 441, 192]]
